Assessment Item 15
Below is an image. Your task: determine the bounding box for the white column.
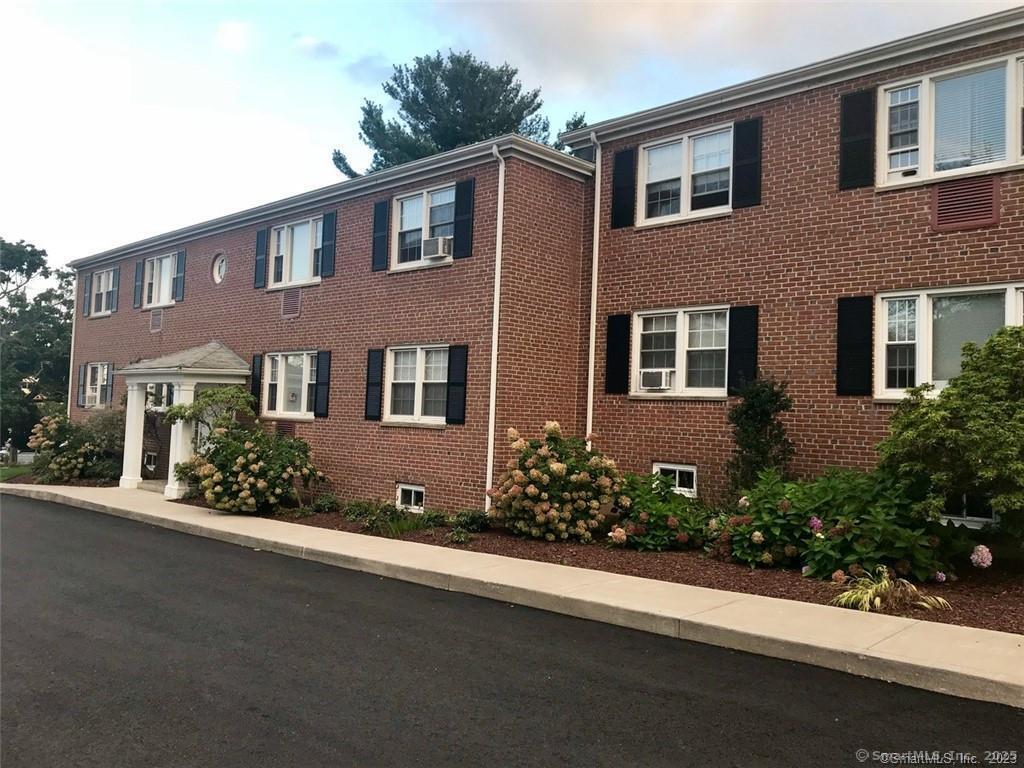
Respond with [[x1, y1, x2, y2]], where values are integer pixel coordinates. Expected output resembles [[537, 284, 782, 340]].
[[163, 383, 195, 499], [119, 381, 145, 489]]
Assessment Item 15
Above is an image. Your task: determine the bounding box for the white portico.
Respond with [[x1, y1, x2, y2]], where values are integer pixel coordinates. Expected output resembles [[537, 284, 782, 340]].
[[116, 341, 250, 498]]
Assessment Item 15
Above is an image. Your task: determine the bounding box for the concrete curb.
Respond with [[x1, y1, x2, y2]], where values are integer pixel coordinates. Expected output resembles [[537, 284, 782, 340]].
[[3, 484, 1022, 709]]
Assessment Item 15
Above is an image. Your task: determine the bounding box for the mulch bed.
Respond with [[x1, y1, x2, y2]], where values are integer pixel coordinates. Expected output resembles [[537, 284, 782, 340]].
[[270, 509, 1024, 636], [0, 473, 117, 487]]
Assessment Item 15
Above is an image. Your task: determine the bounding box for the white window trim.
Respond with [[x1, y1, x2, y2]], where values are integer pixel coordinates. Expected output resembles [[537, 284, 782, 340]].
[[875, 53, 1024, 189], [90, 268, 115, 317], [390, 183, 456, 272], [652, 462, 698, 498], [268, 216, 323, 290], [873, 281, 1024, 400], [630, 305, 729, 399], [383, 344, 449, 425], [261, 351, 317, 421], [211, 253, 227, 285], [143, 253, 176, 309], [635, 122, 734, 228], [84, 362, 109, 408], [396, 483, 425, 513], [145, 382, 174, 412]]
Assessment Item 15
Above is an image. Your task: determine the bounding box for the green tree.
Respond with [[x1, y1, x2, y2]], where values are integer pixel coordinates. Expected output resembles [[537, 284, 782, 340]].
[[333, 51, 584, 177], [726, 377, 795, 497], [0, 238, 73, 447]]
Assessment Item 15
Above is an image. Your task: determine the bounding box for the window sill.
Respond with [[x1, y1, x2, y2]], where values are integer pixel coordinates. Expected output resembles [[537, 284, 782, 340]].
[[388, 258, 453, 274], [875, 160, 1024, 193], [266, 278, 322, 292], [628, 392, 728, 402], [941, 516, 996, 530], [262, 413, 315, 422], [142, 302, 175, 311], [88, 311, 112, 319], [381, 419, 446, 430], [633, 207, 732, 231]]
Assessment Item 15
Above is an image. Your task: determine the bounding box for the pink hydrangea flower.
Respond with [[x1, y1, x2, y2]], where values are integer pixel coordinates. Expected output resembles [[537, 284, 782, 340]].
[[970, 544, 993, 569], [608, 527, 627, 545], [808, 516, 823, 532], [933, 571, 947, 583], [831, 569, 847, 584]]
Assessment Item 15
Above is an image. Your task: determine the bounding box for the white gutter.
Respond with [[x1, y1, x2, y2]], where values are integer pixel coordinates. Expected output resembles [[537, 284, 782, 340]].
[[584, 132, 601, 449], [483, 144, 507, 509], [66, 275, 79, 417]]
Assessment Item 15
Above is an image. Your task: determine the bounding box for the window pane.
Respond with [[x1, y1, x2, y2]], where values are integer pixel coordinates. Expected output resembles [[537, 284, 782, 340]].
[[687, 310, 728, 349], [400, 196, 423, 231], [934, 65, 1006, 172], [646, 180, 681, 218], [422, 348, 448, 417], [391, 383, 415, 416], [692, 130, 731, 174], [886, 298, 917, 342], [886, 344, 916, 389], [392, 350, 417, 381], [399, 229, 422, 263], [646, 142, 682, 183], [640, 315, 676, 370], [686, 350, 726, 388], [283, 354, 304, 412], [931, 293, 1004, 381], [423, 348, 448, 381], [429, 188, 455, 238], [422, 383, 447, 417], [289, 222, 312, 283]]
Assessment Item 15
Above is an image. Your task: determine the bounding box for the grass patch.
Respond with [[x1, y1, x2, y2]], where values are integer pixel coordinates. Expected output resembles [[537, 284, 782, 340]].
[[0, 466, 31, 482]]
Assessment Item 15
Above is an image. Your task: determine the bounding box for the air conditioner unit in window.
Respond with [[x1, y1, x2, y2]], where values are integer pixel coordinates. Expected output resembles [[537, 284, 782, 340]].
[[639, 369, 673, 391], [422, 236, 453, 260]]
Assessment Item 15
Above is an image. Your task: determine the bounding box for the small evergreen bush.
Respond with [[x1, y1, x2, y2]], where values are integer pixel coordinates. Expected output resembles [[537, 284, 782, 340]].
[[726, 377, 794, 498]]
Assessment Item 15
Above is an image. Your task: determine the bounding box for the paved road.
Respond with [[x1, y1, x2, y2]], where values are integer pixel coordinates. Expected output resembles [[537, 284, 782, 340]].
[[2, 496, 1020, 767]]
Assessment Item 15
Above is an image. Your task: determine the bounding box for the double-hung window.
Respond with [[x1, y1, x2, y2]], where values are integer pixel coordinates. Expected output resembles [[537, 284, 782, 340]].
[[878, 55, 1023, 186], [637, 124, 733, 225], [85, 362, 109, 407], [632, 307, 728, 397], [875, 282, 1024, 399], [263, 352, 317, 417], [653, 463, 697, 498], [91, 269, 116, 315], [393, 186, 456, 269], [144, 254, 174, 307], [145, 383, 175, 410], [384, 345, 448, 423], [271, 217, 323, 288]]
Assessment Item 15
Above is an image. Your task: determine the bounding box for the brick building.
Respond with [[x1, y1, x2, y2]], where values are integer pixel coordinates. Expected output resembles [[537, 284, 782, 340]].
[[69, 11, 1024, 520]]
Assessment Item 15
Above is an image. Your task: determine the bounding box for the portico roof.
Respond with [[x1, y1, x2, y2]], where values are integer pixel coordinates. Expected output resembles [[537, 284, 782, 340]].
[[116, 341, 249, 376]]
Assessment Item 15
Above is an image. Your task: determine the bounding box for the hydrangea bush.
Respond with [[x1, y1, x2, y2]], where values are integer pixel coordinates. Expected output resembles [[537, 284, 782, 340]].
[[28, 412, 124, 483], [610, 473, 711, 551], [488, 422, 626, 542]]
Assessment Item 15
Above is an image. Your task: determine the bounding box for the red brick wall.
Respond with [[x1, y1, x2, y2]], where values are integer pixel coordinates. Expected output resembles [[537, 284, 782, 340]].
[[591, 38, 1024, 501]]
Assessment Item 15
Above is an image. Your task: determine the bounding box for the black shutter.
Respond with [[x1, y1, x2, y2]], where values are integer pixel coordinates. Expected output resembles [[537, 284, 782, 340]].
[[172, 250, 186, 302], [82, 273, 92, 317], [836, 296, 874, 395], [250, 354, 263, 411], [365, 349, 384, 420], [254, 228, 269, 289], [110, 266, 120, 312], [732, 118, 762, 209], [727, 306, 759, 395], [610, 148, 637, 229], [605, 314, 631, 394], [76, 363, 86, 407], [320, 211, 337, 278], [445, 345, 468, 424], [313, 351, 331, 417], [105, 365, 114, 404], [133, 260, 144, 308], [452, 178, 475, 259], [839, 90, 876, 190], [371, 201, 389, 272]]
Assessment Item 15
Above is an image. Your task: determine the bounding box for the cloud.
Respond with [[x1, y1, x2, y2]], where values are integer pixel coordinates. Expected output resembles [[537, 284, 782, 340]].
[[215, 21, 251, 53], [344, 53, 393, 86], [294, 34, 339, 59]]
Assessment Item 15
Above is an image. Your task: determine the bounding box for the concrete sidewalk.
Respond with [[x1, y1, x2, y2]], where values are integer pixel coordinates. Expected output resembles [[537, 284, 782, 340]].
[[2, 484, 1021, 709]]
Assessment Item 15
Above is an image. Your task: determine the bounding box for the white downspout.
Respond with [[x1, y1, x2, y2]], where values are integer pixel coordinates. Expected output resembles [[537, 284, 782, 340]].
[[585, 132, 602, 448], [484, 144, 506, 510], [67, 272, 79, 417]]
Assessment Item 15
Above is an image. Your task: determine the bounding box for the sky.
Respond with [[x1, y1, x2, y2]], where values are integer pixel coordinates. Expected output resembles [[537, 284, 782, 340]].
[[1, 0, 1017, 269]]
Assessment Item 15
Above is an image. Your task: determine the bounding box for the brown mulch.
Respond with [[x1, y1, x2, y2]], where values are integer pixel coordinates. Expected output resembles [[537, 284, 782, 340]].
[[268, 509, 1024, 636], [1, 473, 117, 487]]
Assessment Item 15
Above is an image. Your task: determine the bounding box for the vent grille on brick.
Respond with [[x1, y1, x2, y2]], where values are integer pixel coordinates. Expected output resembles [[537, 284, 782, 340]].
[[275, 421, 295, 436], [932, 176, 999, 232], [281, 287, 301, 318], [150, 308, 163, 332]]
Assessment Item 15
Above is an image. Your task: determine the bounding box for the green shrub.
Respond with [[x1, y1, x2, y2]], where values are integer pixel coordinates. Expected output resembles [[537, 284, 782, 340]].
[[611, 473, 712, 551], [722, 470, 808, 568], [447, 526, 473, 545], [310, 492, 341, 514], [726, 377, 794, 498], [488, 421, 626, 543], [28, 412, 124, 483], [448, 509, 490, 532], [355, 501, 445, 537], [879, 325, 1024, 542]]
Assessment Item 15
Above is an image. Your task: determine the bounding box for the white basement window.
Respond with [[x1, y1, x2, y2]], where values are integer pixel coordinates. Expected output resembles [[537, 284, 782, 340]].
[[85, 362, 109, 407], [396, 483, 425, 513], [636, 123, 733, 226], [653, 463, 697, 498], [271, 217, 323, 288], [91, 268, 116, 315], [877, 54, 1024, 186], [874, 282, 1024, 399], [631, 307, 729, 397], [392, 185, 455, 270], [263, 352, 318, 418], [144, 254, 175, 308], [384, 345, 448, 424]]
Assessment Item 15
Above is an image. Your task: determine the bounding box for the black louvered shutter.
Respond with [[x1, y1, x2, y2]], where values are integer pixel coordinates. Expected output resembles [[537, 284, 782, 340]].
[[82, 273, 92, 317], [732, 118, 762, 209], [319, 211, 337, 277], [605, 314, 631, 394], [452, 178, 475, 259], [365, 349, 384, 420], [610, 148, 637, 229], [727, 306, 759, 395], [312, 351, 331, 417], [836, 296, 874, 395], [254, 228, 269, 289], [839, 90, 876, 190], [250, 354, 263, 410], [172, 250, 186, 302], [445, 345, 468, 424], [371, 201, 389, 272], [110, 266, 120, 312], [77, 363, 86, 407], [105, 365, 114, 404], [133, 260, 144, 308]]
